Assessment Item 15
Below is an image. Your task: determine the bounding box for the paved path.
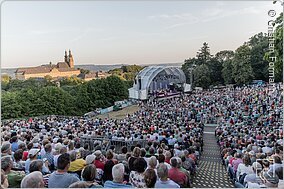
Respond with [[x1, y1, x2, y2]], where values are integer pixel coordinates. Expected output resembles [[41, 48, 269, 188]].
[[192, 126, 234, 188]]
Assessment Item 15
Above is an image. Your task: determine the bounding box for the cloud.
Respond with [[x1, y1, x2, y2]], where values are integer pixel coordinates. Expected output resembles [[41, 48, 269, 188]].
[[148, 2, 264, 30]]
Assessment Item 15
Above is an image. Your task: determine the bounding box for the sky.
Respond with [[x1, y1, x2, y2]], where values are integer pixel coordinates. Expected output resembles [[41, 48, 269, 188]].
[[1, 0, 283, 68]]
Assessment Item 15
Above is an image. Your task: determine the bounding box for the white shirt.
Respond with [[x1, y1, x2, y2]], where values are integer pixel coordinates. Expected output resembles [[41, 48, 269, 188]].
[[236, 164, 254, 181]]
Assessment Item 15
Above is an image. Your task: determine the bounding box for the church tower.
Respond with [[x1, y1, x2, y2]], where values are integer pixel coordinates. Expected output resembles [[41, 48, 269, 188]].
[[68, 50, 74, 68], [64, 50, 68, 63]]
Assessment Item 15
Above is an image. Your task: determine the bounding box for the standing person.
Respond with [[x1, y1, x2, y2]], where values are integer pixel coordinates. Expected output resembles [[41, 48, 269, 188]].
[[155, 163, 180, 188], [48, 153, 80, 188]]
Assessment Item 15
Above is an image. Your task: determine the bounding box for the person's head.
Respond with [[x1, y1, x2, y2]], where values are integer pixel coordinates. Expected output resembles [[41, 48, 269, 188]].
[[121, 146, 128, 154], [69, 181, 89, 188], [13, 149, 23, 162], [1, 142, 12, 155], [20, 171, 45, 188], [85, 154, 96, 165], [68, 141, 74, 151], [70, 151, 77, 162], [176, 157, 182, 168], [29, 160, 43, 173], [42, 139, 50, 147], [18, 143, 27, 151], [170, 157, 178, 168], [10, 136, 18, 143], [133, 147, 141, 158], [134, 158, 147, 173], [1, 156, 13, 173], [149, 147, 155, 155], [140, 148, 146, 157], [149, 156, 157, 169], [273, 156, 282, 164], [28, 149, 40, 160], [112, 163, 125, 183], [235, 153, 242, 159], [82, 164, 97, 182], [59, 146, 67, 154], [157, 154, 165, 163], [262, 159, 270, 168], [94, 150, 102, 160], [165, 151, 172, 160], [157, 163, 168, 180], [1, 169, 9, 188], [44, 143, 52, 153], [106, 150, 114, 160], [242, 155, 251, 166], [144, 168, 157, 188], [57, 153, 71, 171]]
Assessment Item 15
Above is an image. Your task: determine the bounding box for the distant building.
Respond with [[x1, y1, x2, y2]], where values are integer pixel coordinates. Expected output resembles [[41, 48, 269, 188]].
[[15, 50, 80, 80], [79, 71, 111, 81]]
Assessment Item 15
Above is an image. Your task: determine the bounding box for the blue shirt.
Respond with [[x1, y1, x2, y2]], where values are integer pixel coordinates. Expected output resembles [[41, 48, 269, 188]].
[[11, 142, 19, 152], [155, 179, 180, 188], [103, 181, 133, 188]]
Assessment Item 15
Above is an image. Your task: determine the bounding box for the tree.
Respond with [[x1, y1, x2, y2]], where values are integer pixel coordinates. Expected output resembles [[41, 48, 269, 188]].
[[215, 50, 235, 85], [196, 42, 212, 63], [248, 32, 269, 81], [207, 58, 224, 86], [193, 64, 211, 89], [182, 58, 203, 83], [215, 50, 234, 62], [222, 59, 234, 84], [232, 45, 254, 85], [274, 13, 283, 82], [1, 91, 23, 119]]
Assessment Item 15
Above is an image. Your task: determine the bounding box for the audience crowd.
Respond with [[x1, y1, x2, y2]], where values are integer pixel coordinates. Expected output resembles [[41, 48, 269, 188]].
[[0, 84, 283, 188]]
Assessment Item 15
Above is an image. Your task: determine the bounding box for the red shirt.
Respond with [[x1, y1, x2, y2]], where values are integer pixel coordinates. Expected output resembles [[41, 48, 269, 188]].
[[168, 168, 187, 187], [165, 159, 170, 164], [229, 157, 236, 166], [94, 160, 105, 170], [23, 151, 28, 161]]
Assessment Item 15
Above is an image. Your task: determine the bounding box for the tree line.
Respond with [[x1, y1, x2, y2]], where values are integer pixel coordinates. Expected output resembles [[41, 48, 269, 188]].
[[1, 75, 129, 120], [182, 13, 283, 89]]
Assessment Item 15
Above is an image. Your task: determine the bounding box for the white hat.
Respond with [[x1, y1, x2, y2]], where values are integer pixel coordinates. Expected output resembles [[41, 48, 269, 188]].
[[28, 149, 40, 157], [85, 154, 96, 165], [94, 150, 102, 157]]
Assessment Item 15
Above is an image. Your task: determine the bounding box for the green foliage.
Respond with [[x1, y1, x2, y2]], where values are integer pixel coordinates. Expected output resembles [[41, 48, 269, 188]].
[[248, 32, 269, 81], [193, 64, 211, 89], [60, 76, 84, 86], [274, 13, 283, 82], [222, 59, 234, 85], [1, 75, 130, 119], [196, 42, 212, 63], [108, 65, 143, 81], [232, 45, 254, 85]]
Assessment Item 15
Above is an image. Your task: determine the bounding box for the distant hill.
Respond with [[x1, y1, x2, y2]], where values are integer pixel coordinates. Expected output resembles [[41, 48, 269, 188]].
[[2, 63, 183, 79]]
